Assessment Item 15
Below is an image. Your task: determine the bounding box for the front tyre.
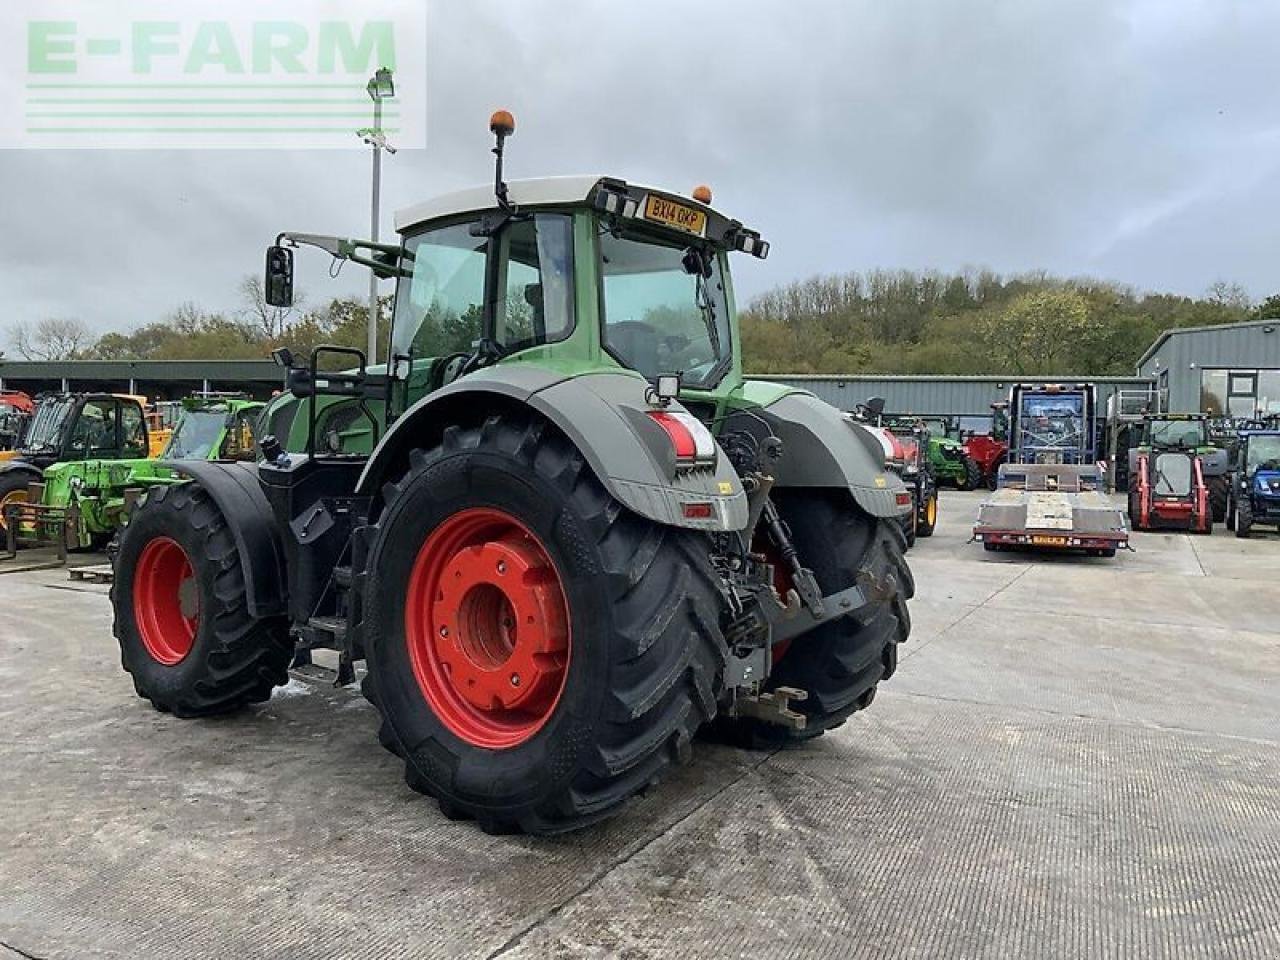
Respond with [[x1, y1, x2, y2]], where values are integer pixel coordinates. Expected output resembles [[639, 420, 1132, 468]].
[[111, 483, 292, 717], [361, 416, 728, 834], [1235, 496, 1254, 539], [1208, 474, 1229, 523]]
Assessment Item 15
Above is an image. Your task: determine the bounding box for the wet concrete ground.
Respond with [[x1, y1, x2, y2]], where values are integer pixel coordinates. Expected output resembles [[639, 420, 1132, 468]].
[[2, 491, 1278, 959]]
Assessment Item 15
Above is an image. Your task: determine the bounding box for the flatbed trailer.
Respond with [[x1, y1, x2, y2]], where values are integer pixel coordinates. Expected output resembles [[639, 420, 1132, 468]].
[[973, 383, 1129, 557], [975, 462, 1129, 556]]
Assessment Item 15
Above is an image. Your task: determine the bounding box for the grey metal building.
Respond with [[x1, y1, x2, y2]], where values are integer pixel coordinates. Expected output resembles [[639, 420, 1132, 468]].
[[0, 360, 284, 400], [1136, 318, 1280, 416], [755, 375, 1154, 425]]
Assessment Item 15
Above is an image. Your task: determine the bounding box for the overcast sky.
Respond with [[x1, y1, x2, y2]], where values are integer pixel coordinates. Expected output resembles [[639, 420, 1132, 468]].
[[3, 0, 1280, 343]]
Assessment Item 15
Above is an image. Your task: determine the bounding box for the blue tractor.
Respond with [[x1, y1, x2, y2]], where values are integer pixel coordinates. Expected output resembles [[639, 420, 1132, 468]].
[[1226, 428, 1280, 538]]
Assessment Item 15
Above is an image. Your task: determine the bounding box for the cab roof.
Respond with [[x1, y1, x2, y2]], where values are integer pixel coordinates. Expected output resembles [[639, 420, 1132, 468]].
[[395, 175, 724, 233]]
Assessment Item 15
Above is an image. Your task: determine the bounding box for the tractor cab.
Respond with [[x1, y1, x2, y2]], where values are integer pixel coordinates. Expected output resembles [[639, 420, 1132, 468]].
[[163, 397, 263, 462], [13, 394, 149, 470], [1228, 430, 1280, 537], [1141, 414, 1209, 451]]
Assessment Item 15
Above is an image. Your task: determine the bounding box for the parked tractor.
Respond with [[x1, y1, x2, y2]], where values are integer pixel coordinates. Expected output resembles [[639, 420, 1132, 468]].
[[974, 383, 1129, 556], [1126, 414, 1213, 534], [1226, 428, 1280, 538], [1128, 414, 1229, 522], [911, 415, 981, 489], [963, 401, 1009, 490], [0, 391, 34, 456], [109, 113, 916, 834], [849, 402, 937, 549], [0, 393, 150, 538]]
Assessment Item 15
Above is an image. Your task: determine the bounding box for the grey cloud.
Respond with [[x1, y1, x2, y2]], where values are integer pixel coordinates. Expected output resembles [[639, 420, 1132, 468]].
[[2, 0, 1279, 343]]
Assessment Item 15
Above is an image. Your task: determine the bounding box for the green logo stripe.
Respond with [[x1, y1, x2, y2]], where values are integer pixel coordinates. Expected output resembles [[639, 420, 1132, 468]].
[[28, 97, 373, 104], [26, 126, 403, 134], [27, 111, 401, 118]]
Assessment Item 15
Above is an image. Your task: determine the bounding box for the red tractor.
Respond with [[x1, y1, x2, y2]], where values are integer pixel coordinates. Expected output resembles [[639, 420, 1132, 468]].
[[963, 401, 1009, 490]]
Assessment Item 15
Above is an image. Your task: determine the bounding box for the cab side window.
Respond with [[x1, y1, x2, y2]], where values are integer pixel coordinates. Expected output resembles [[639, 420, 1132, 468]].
[[70, 399, 118, 457], [496, 214, 575, 351], [120, 403, 147, 458]]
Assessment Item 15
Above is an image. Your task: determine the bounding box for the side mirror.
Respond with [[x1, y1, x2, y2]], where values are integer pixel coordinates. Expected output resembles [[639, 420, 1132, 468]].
[[265, 245, 294, 307], [864, 396, 886, 419]]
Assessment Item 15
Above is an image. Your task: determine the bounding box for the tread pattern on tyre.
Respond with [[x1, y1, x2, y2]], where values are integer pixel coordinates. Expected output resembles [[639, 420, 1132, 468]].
[[112, 483, 292, 718], [746, 491, 914, 746], [361, 415, 730, 834]]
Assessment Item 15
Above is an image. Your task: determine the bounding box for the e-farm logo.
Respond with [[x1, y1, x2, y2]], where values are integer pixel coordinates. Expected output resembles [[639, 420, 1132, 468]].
[[4, 0, 425, 149]]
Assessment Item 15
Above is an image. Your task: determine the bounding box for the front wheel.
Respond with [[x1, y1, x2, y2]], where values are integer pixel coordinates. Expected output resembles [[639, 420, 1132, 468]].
[[985, 457, 1004, 491], [1208, 475, 1228, 523], [1235, 496, 1254, 539], [0, 472, 30, 538], [112, 483, 292, 716], [916, 485, 939, 538], [361, 416, 728, 834]]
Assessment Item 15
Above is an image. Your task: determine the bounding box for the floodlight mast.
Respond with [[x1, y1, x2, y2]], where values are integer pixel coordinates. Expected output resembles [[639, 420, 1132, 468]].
[[362, 67, 396, 364]]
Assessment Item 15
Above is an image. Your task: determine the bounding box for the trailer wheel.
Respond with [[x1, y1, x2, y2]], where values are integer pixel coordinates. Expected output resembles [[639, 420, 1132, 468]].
[[734, 491, 913, 747], [361, 415, 728, 834], [111, 483, 292, 717], [1208, 475, 1228, 523], [985, 457, 1005, 490]]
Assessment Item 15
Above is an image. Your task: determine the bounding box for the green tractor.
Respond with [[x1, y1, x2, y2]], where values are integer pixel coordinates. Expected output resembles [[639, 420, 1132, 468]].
[[109, 112, 916, 834], [1127, 414, 1230, 522], [886, 415, 981, 490]]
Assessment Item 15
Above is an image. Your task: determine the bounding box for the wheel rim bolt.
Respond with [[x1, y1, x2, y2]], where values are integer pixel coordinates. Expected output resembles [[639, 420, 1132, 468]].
[[439, 625, 450, 638], [510, 674, 520, 687], [496, 560, 507, 575]]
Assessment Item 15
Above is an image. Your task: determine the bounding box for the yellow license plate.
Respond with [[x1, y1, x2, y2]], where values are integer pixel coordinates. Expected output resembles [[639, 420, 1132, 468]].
[[643, 195, 707, 236], [1032, 535, 1068, 546]]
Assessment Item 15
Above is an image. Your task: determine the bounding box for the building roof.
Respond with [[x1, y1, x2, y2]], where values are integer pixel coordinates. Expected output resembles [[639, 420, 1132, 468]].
[[395, 175, 727, 232], [1136, 317, 1279, 370]]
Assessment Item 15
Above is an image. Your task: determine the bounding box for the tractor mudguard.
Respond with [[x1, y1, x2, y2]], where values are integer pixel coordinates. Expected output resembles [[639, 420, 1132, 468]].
[[727, 390, 904, 519], [160, 459, 288, 619], [0, 461, 42, 484], [356, 368, 749, 532]]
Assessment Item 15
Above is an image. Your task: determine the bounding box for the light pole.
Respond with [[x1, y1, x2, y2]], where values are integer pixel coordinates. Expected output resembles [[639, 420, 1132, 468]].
[[360, 67, 396, 364]]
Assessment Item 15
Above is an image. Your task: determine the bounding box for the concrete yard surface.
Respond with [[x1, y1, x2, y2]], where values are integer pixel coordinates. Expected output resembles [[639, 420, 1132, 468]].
[[2, 490, 1279, 959]]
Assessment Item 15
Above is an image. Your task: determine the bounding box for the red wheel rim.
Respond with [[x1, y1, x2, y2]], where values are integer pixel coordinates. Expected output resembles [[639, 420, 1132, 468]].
[[133, 536, 198, 666], [405, 507, 571, 749]]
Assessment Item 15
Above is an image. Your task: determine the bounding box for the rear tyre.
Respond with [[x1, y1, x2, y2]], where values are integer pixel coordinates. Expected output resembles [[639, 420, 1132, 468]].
[[361, 415, 728, 834], [111, 483, 292, 717], [956, 456, 982, 491], [732, 491, 913, 747], [1208, 475, 1229, 523]]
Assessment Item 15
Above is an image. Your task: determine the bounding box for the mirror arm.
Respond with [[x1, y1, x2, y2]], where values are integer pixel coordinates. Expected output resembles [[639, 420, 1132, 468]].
[[277, 232, 402, 274]]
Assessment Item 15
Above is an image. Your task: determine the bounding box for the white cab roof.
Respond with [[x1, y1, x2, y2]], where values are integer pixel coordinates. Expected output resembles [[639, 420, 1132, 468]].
[[394, 175, 724, 233]]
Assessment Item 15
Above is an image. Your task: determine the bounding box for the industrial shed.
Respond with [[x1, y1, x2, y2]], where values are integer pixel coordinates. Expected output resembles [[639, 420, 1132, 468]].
[[756, 375, 1154, 426], [0, 360, 284, 399], [1136, 318, 1280, 416]]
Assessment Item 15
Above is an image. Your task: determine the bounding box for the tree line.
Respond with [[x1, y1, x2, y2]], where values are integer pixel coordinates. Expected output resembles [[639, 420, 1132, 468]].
[[6, 269, 1279, 377]]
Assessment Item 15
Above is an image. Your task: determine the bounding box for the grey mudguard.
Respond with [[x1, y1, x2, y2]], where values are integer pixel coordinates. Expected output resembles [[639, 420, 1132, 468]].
[[735, 391, 905, 518], [161, 459, 289, 619], [356, 367, 749, 533]]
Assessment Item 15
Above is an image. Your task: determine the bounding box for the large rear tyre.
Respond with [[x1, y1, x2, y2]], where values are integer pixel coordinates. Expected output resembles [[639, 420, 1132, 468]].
[[956, 456, 983, 491], [985, 457, 1005, 491], [1208, 475, 1228, 523], [361, 415, 728, 834], [111, 483, 292, 717], [734, 491, 913, 747]]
